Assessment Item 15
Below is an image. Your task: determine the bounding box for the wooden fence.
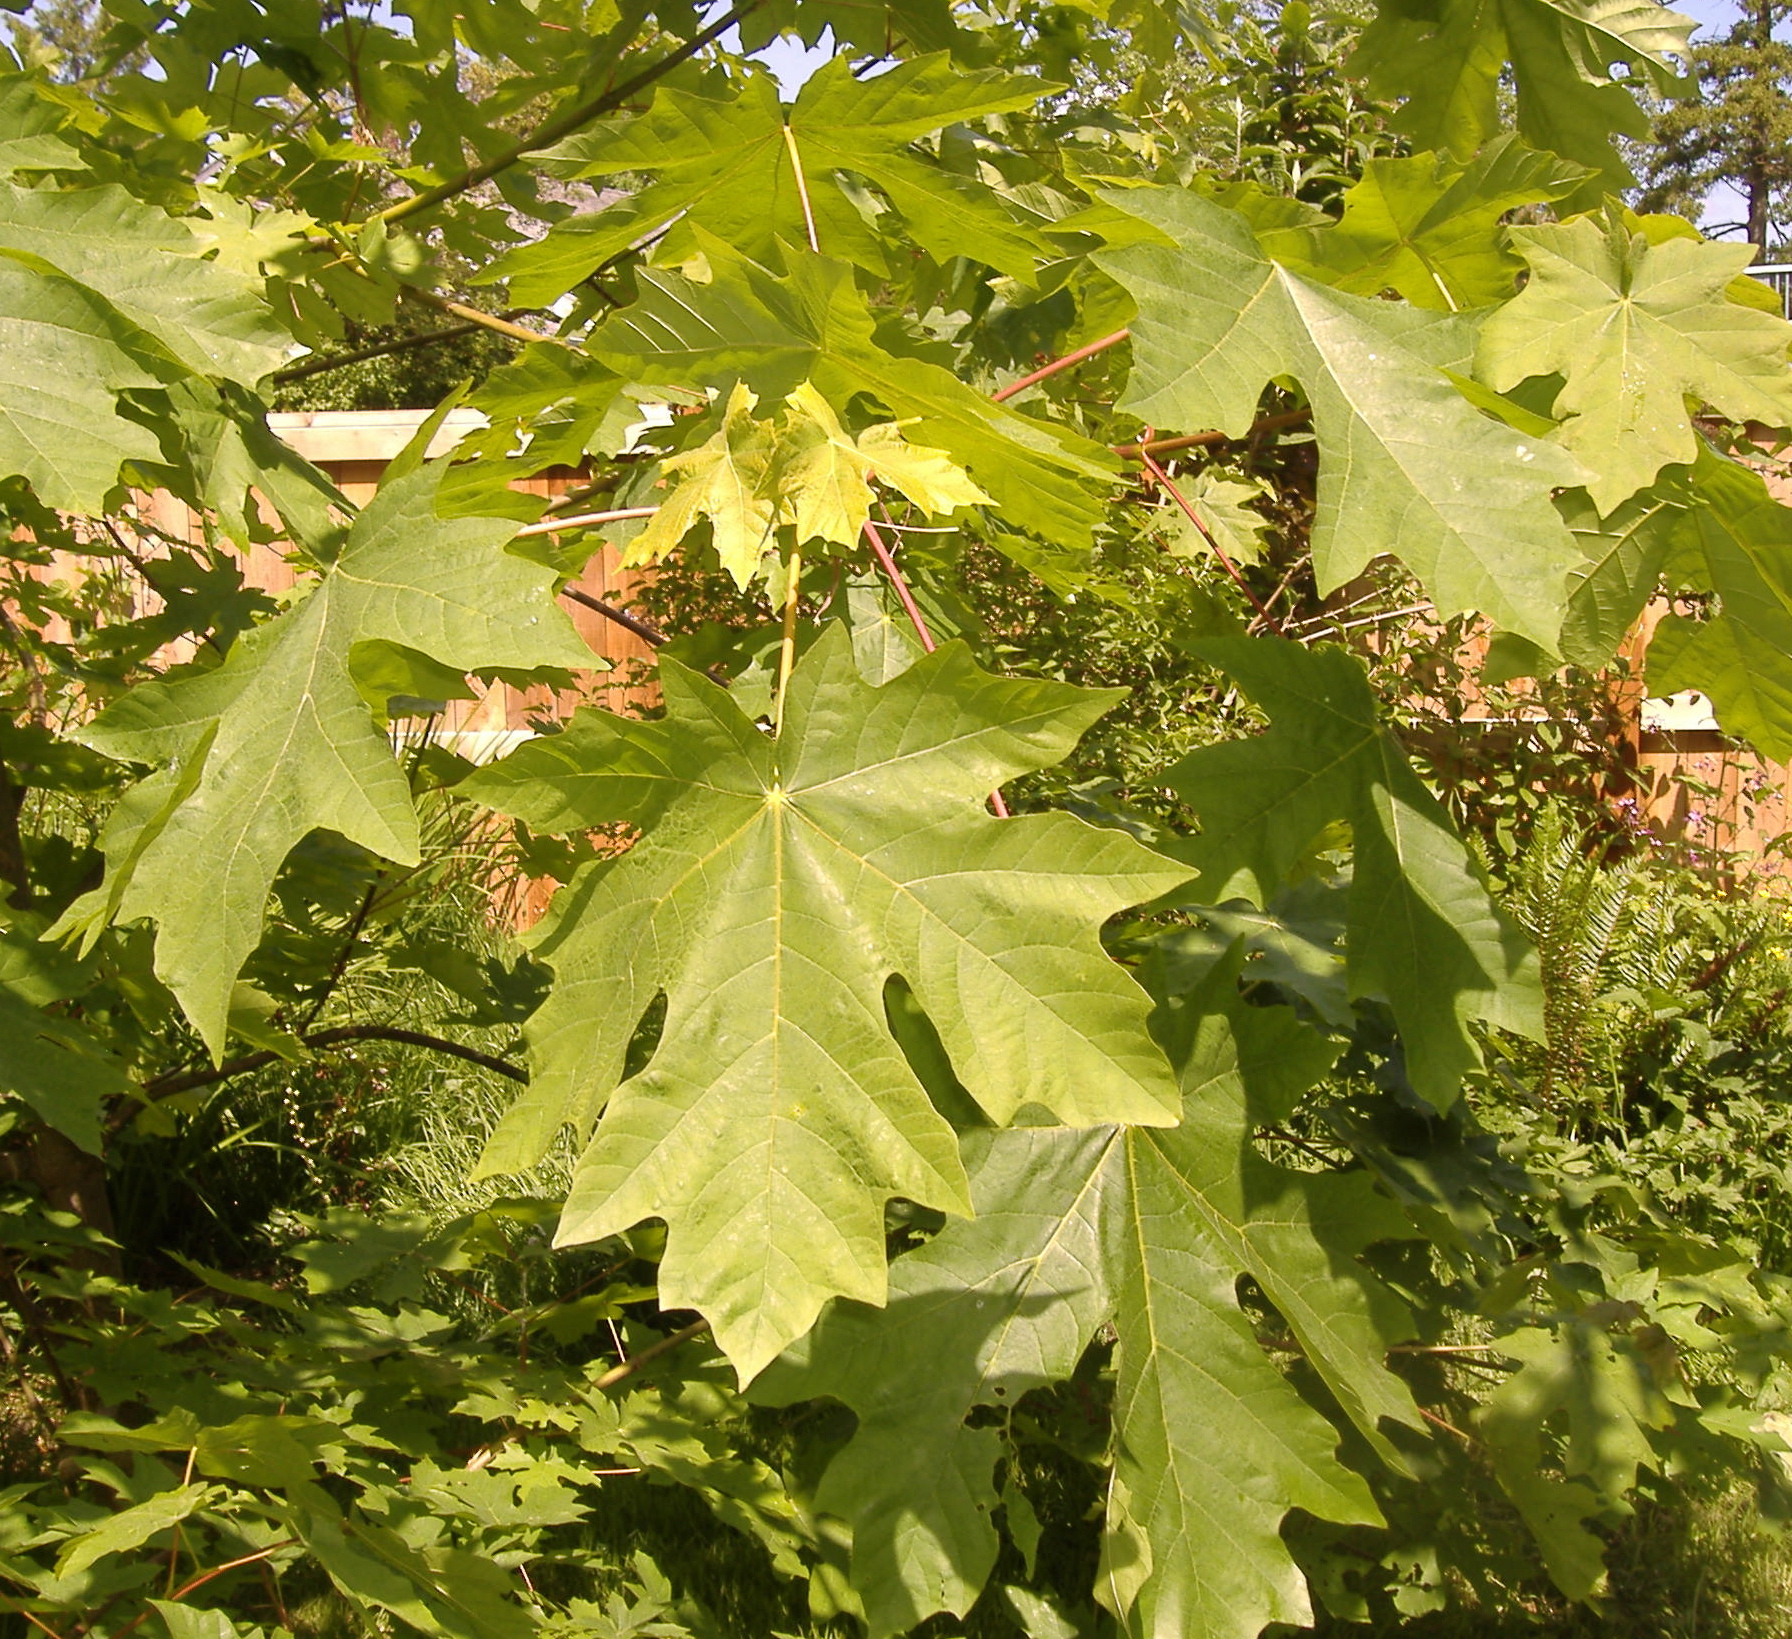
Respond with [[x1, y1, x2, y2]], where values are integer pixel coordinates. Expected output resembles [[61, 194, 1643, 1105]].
[[126, 410, 655, 753], [40, 409, 1792, 885]]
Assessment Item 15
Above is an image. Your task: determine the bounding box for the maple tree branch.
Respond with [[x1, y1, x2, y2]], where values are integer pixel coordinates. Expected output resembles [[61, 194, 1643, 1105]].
[[773, 548, 804, 731], [1136, 437, 1284, 633], [110, 1544, 301, 1639], [0, 1589, 62, 1639], [374, 2, 761, 229], [590, 1317, 712, 1390], [271, 319, 486, 383], [992, 328, 1130, 403], [864, 510, 1011, 817], [399, 286, 552, 346], [782, 124, 821, 253], [561, 583, 667, 647], [516, 507, 659, 538], [1112, 409, 1310, 460], [137, 1026, 528, 1103], [862, 515, 937, 655]]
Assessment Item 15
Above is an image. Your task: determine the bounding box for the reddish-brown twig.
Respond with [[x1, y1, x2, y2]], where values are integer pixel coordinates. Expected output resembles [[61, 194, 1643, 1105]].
[[1135, 435, 1283, 634], [992, 328, 1130, 403]]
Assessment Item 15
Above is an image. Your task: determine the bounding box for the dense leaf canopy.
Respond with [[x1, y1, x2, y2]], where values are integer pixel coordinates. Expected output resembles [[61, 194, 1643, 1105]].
[[2, 0, 1791, 1633]]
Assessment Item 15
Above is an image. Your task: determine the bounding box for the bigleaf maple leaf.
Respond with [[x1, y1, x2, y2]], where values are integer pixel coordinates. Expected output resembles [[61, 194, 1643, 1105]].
[[755, 962, 1422, 1639], [1256, 136, 1592, 310], [69, 473, 591, 1051], [1477, 210, 1792, 512], [0, 180, 292, 514], [1352, 0, 1693, 200], [1094, 185, 1584, 650], [485, 54, 1052, 301], [1167, 638, 1541, 1108], [1648, 448, 1792, 761], [461, 626, 1190, 1379]]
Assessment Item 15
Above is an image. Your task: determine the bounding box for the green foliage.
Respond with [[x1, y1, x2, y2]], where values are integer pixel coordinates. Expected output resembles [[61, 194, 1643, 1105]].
[[463, 630, 1187, 1377], [5, 0, 1792, 1634]]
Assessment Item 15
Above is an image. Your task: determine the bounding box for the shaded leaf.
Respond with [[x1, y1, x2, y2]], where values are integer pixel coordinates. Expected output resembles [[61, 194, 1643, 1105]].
[[1095, 185, 1583, 648], [756, 966, 1419, 1639], [1165, 637, 1542, 1108]]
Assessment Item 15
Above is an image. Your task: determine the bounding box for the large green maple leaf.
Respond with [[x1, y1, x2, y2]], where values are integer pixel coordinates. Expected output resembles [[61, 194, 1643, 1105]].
[[1647, 448, 1792, 762], [755, 962, 1421, 1639], [1166, 638, 1541, 1109], [1477, 210, 1792, 513], [1352, 0, 1693, 199], [591, 234, 1116, 554], [1094, 186, 1583, 649], [0, 181, 290, 384], [0, 180, 293, 513], [487, 55, 1051, 301], [460, 626, 1189, 1379], [70, 473, 591, 1052], [1257, 137, 1592, 310]]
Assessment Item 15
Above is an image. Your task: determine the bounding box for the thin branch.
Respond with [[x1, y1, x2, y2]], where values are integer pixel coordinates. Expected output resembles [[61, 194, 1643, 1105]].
[[864, 510, 1011, 818], [1112, 409, 1311, 460], [374, 2, 761, 229], [773, 547, 804, 732], [782, 123, 821, 253], [992, 328, 1129, 403], [271, 320, 486, 384], [862, 515, 937, 655], [1136, 437, 1284, 633], [516, 507, 658, 538], [110, 1544, 301, 1639], [590, 1318, 712, 1390], [0, 1588, 63, 1639], [302, 873, 383, 1030], [138, 1025, 528, 1102], [561, 583, 667, 647], [399, 286, 551, 347], [1418, 1406, 1478, 1446]]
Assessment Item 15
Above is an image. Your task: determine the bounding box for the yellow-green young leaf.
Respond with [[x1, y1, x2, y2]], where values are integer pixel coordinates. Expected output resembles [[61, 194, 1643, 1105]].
[[1166, 638, 1541, 1109], [755, 966, 1420, 1639], [779, 381, 879, 549], [590, 236, 1116, 558], [778, 383, 990, 552], [460, 626, 1189, 1379], [73, 473, 592, 1053], [1095, 185, 1584, 649], [1477, 210, 1792, 512], [1648, 448, 1792, 762], [626, 383, 780, 587], [1257, 136, 1593, 310], [855, 420, 990, 517], [1352, 0, 1694, 202]]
